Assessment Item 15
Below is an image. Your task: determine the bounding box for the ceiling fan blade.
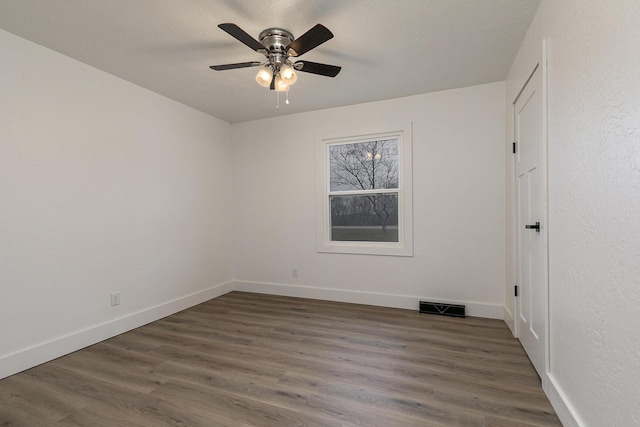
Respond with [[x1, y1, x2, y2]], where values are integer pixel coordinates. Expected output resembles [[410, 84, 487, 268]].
[[218, 23, 266, 53], [210, 61, 262, 71], [286, 24, 333, 57], [294, 61, 341, 77]]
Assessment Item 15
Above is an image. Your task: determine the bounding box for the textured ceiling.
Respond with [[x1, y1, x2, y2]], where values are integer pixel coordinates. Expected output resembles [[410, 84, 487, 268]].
[[0, 0, 540, 123]]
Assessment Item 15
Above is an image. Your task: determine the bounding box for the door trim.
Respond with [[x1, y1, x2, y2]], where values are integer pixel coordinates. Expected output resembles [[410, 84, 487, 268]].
[[541, 39, 550, 379]]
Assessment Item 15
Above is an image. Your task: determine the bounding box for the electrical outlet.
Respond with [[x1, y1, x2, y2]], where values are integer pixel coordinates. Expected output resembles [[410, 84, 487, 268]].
[[291, 267, 298, 277], [110, 291, 121, 306]]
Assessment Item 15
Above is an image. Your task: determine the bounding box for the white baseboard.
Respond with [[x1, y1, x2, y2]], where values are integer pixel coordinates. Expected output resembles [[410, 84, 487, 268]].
[[503, 306, 516, 336], [0, 280, 235, 380], [544, 372, 584, 427], [233, 280, 504, 319]]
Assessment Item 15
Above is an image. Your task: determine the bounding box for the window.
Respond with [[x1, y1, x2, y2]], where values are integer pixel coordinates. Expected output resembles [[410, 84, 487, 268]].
[[316, 124, 413, 256]]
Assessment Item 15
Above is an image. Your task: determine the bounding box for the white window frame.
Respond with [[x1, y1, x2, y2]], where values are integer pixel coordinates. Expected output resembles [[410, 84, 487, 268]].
[[316, 123, 413, 256]]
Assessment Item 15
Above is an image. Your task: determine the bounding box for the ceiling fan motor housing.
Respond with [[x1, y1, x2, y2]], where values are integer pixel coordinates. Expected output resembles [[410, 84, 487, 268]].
[[259, 28, 296, 61]]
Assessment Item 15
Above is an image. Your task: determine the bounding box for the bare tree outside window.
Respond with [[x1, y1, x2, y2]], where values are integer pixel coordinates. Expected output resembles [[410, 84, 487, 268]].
[[328, 139, 399, 242]]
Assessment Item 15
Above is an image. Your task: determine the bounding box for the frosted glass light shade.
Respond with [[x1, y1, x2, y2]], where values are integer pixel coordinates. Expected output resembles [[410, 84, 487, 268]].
[[274, 75, 289, 92], [255, 67, 273, 87], [279, 64, 297, 85]]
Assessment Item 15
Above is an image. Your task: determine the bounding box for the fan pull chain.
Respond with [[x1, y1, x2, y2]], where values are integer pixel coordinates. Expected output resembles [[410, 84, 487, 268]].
[[275, 89, 290, 109]]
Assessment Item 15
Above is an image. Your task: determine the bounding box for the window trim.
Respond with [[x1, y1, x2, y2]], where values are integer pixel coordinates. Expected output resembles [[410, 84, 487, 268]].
[[316, 123, 413, 256]]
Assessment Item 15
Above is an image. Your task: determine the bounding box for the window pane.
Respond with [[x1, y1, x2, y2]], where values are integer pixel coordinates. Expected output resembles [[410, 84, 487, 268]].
[[329, 139, 399, 191], [330, 194, 398, 242]]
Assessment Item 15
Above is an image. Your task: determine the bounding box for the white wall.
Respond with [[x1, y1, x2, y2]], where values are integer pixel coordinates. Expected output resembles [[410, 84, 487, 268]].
[[232, 82, 506, 317], [506, 1, 640, 425], [0, 29, 234, 378]]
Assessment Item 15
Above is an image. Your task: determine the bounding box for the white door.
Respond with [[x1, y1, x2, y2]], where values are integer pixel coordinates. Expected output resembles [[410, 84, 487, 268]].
[[515, 65, 546, 378]]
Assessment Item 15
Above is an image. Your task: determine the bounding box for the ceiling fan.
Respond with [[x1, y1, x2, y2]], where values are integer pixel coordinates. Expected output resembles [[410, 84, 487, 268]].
[[210, 23, 341, 95]]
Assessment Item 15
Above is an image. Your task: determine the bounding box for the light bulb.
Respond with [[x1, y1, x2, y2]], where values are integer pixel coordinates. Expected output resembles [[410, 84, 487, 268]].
[[255, 66, 273, 88], [279, 64, 297, 86], [274, 75, 289, 92]]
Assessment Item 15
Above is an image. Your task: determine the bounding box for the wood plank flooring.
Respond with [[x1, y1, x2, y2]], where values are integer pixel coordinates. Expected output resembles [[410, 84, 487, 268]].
[[0, 292, 562, 426]]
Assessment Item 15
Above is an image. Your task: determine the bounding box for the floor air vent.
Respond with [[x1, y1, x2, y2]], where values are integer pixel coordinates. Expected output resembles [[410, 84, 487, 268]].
[[419, 301, 466, 318]]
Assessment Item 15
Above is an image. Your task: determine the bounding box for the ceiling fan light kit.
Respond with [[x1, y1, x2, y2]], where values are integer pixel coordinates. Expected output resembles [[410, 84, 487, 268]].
[[255, 66, 273, 87], [274, 75, 289, 92], [279, 64, 297, 86], [210, 23, 341, 107]]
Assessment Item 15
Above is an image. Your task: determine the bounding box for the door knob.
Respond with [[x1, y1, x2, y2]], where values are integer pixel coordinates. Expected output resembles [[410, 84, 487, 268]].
[[525, 222, 540, 232]]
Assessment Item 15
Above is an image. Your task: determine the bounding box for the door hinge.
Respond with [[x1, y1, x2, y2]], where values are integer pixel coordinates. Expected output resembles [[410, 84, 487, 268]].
[[514, 285, 519, 297], [513, 142, 517, 154]]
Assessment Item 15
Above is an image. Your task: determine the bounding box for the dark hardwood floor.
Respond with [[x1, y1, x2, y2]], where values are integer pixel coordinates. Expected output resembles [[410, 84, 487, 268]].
[[0, 292, 562, 426]]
